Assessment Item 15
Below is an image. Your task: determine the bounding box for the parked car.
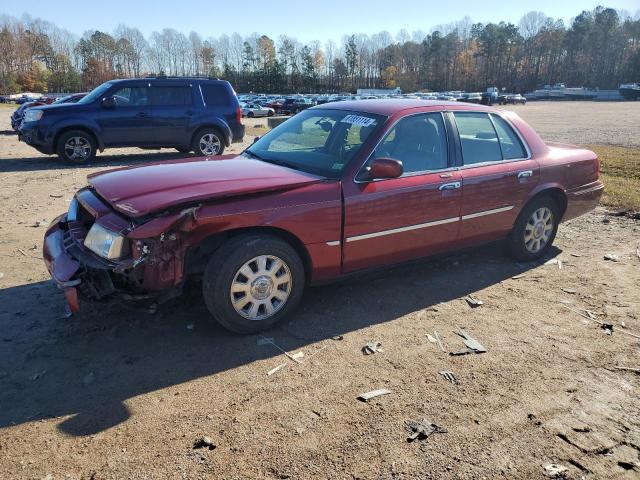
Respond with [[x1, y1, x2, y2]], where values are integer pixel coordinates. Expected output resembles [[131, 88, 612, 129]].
[[459, 92, 482, 104], [280, 98, 313, 115], [18, 77, 244, 163], [241, 103, 275, 118], [52, 93, 87, 104], [506, 94, 527, 105], [42, 99, 602, 333], [11, 100, 46, 131]]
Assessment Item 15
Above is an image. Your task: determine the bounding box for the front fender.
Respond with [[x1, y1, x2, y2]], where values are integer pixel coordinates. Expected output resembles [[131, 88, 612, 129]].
[[48, 117, 104, 149]]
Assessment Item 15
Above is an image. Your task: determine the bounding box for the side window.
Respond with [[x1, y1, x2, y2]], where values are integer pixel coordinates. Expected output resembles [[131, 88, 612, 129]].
[[372, 113, 448, 174], [152, 86, 192, 106], [112, 87, 148, 106], [490, 114, 527, 159], [454, 112, 502, 164], [201, 84, 230, 107]]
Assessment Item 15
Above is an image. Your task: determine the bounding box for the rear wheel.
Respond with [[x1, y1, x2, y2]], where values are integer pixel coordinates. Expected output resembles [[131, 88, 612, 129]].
[[247, 111, 254, 118], [203, 234, 305, 334], [56, 130, 96, 163], [507, 196, 560, 261], [192, 128, 224, 156]]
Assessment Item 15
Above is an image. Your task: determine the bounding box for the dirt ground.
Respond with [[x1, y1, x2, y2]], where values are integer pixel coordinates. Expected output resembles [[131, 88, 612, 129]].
[[0, 102, 639, 479]]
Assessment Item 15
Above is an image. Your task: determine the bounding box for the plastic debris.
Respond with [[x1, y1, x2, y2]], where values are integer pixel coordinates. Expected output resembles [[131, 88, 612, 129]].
[[291, 351, 305, 361], [357, 388, 392, 402], [33, 219, 49, 227], [544, 258, 562, 269], [257, 335, 303, 364], [426, 333, 437, 343], [405, 419, 447, 442], [439, 371, 458, 385], [433, 330, 445, 352], [601, 323, 614, 335], [561, 288, 577, 294], [465, 295, 484, 308], [186, 323, 194, 331], [267, 363, 287, 376], [455, 328, 487, 353], [193, 436, 216, 450], [604, 253, 619, 262], [362, 341, 383, 355], [511, 274, 526, 279], [30, 370, 46, 381], [570, 253, 582, 257], [543, 463, 568, 478], [49, 193, 63, 198]]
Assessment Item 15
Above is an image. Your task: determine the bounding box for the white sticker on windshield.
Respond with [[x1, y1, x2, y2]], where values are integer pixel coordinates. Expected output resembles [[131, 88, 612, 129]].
[[340, 115, 376, 127]]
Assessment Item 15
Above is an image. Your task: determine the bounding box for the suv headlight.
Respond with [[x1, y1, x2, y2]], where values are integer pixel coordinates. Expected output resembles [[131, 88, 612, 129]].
[[24, 109, 44, 123], [84, 223, 130, 260]]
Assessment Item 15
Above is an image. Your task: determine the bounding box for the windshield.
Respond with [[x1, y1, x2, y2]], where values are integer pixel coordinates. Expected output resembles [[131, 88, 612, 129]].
[[77, 82, 112, 104], [245, 108, 385, 177]]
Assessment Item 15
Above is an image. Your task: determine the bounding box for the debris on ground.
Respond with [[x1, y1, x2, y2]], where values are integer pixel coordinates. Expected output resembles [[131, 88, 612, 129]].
[[193, 436, 216, 450], [267, 363, 287, 376], [362, 341, 383, 355], [185, 323, 194, 331], [601, 323, 614, 335], [439, 371, 458, 385], [257, 335, 304, 364], [604, 253, 620, 262], [49, 193, 63, 198], [83, 372, 95, 385], [612, 366, 640, 374], [511, 273, 526, 279], [331, 335, 344, 341], [544, 258, 563, 269], [465, 295, 484, 308], [32, 219, 49, 227], [570, 253, 582, 257], [561, 288, 577, 294], [357, 389, 392, 402], [433, 330, 445, 352], [257, 336, 274, 346], [405, 419, 447, 442], [451, 328, 487, 355], [426, 333, 437, 343], [543, 463, 568, 478], [291, 351, 305, 361], [0, 272, 4, 279], [608, 208, 630, 217]]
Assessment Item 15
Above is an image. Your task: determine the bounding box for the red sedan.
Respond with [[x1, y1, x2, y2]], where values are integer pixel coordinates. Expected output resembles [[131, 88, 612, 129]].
[[43, 100, 603, 333]]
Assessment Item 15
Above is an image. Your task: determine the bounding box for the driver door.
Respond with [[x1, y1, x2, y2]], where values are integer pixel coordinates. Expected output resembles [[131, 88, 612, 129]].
[[98, 83, 153, 146], [342, 112, 462, 272]]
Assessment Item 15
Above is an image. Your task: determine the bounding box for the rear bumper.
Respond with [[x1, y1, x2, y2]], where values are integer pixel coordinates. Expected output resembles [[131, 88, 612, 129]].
[[563, 180, 604, 221], [230, 123, 245, 143]]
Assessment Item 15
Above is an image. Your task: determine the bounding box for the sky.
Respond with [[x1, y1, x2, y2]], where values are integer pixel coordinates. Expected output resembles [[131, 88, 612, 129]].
[[1, 0, 639, 43]]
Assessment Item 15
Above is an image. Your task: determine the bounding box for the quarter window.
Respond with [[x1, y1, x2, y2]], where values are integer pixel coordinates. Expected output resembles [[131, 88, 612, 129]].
[[371, 113, 448, 174], [201, 84, 230, 106], [454, 112, 502, 164], [490, 114, 527, 159]]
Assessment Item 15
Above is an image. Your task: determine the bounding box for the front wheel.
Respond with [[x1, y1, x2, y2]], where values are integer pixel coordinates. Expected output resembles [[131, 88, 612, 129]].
[[192, 128, 225, 157], [507, 196, 560, 261], [56, 130, 96, 163], [202, 234, 305, 334]]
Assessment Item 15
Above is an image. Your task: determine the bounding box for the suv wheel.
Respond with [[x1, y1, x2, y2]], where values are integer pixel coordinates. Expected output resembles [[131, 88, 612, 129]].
[[193, 128, 224, 156], [202, 234, 305, 334], [57, 130, 96, 163], [507, 196, 560, 261]]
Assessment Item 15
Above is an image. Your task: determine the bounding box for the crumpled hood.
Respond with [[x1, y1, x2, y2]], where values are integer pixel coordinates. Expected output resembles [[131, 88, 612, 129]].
[[88, 155, 323, 217]]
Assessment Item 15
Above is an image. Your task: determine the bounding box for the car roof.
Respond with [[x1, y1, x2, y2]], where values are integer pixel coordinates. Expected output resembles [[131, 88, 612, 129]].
[[310, 99, 490, 116]]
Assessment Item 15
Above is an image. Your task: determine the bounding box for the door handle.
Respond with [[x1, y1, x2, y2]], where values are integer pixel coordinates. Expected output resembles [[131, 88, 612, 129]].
[[517, 170, 533, 179], [439, 181, 461, 191]]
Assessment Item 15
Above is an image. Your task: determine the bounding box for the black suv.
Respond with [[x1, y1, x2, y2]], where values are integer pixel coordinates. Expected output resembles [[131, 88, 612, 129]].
[[18, 77, 244, 163], [280, 98, 313, 115]]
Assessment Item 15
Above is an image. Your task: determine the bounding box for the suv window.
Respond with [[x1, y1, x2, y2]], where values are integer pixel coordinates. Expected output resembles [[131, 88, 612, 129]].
[[490, 114, 527, 159], [152, 86, 192, 106], [112, 86, 148, 106], [201, 84, 230, 107], [372, 113, 448, 173]]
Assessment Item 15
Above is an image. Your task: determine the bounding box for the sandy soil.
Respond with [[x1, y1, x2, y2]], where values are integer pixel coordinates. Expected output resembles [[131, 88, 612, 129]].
[[0, 102, 639, 479]]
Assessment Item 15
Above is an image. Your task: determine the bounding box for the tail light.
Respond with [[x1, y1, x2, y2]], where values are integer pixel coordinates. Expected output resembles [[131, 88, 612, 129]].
[[236, 105, 242, 123]]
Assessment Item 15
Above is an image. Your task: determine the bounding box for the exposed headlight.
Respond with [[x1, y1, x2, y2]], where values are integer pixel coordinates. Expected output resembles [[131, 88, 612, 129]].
[[67, 198, 79, 221], [84, 223, 129, 260], [24, 109, 44, 123]]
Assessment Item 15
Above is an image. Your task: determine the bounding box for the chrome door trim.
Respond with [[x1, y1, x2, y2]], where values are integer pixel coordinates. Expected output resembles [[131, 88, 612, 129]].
[[346, 216, 460, 243], [461, 205, 514, 220]]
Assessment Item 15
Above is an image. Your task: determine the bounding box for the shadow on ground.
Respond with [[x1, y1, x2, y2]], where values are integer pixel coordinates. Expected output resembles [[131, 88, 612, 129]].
[[0, 244, 558, 437]]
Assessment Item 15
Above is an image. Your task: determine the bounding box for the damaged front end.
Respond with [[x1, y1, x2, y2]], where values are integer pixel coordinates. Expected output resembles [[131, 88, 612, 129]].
[[43, 188, 192, 312]]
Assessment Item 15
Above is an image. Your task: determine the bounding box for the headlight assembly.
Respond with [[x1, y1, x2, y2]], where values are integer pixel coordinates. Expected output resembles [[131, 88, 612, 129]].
[[23, 109, 43, 123], [84, 223, 130, 260], [67, 198, 79, 221]]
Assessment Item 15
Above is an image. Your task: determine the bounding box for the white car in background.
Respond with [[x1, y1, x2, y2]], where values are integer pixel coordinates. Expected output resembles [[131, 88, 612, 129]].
[[240, 103, 275, 118]]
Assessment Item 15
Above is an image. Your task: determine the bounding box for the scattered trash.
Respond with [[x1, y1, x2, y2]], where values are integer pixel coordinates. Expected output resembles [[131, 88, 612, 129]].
[[621, 319, 626, 328], [186, 323, 194, 331], [465, 295, 484, 308], [601, 323, 614, 335], [257, 336, 274, 346], [426, 333, 437, 343], [439, 371, 458, 385], [433, 330, 445, 352], [49, 193, 64, 198], [362, 341, 383, 355], [570, 253, 582, 258], [33, 219, 49, 227], [357, 388, 392, 402], [585, 310, 598, 320], [30, 370, 47, 381], [0, 272, 4, 279], [257, 335, 303, 364], [604, 253, 619, 262], [511, 273, 526, 279], [562, 305, 640, 340], [544, 258, 562, 269], [612, 366, 640, 374], [453, 328, 487, 354], [543, 463, 568, 478], [561, 288, 577, 294], [267, 363, 287, 376], [83, 372, 95, 385], [17, 249, 27, 257], [331, 335, 344, 341], [405, 419, 447, 442], [291, 351, 305, 361], [193, 436, 216, 450]]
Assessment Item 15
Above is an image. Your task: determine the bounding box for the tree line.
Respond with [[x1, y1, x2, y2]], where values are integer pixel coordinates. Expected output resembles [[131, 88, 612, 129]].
[[0, 6, 639, 95]]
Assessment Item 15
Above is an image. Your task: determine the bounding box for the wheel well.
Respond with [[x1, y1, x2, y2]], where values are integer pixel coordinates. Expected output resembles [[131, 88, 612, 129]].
[[529, 188, 568, 220], [185, 227, 312, 282], [191, 125, 229, 147], [54, 127, 99, 152]]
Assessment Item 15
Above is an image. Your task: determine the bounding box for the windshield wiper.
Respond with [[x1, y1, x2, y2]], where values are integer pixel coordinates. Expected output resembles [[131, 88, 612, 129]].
[[243, 149, 264, 160]]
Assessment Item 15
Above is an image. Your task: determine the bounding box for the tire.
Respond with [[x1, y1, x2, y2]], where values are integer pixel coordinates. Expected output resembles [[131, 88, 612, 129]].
[[267, 110, 274, 117], [192, 128, 225, 157], [247, 111, 254, 118], [56, 130, 97, 163], [507, 196, 560, 261], [202, 234, 305, 334]]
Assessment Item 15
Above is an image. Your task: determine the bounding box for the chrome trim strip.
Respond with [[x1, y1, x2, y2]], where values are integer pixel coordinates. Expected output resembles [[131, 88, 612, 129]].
[[326, 241, 341, 246], [461, 205, 514, 220], [346, 216, 459, 242]]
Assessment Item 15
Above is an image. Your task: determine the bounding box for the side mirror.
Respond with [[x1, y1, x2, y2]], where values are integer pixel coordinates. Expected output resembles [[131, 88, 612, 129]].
[[253, 136, 260, 144], [366, 157, 403, 180], [102, 96, 116, 109]]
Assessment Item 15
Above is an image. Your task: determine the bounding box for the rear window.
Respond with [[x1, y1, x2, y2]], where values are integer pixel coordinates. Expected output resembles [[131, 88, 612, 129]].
[[454, 112, 502, 165], [152, 86, 192, 106], [490, 114, 527, 159], [201, 84, 230, 107]]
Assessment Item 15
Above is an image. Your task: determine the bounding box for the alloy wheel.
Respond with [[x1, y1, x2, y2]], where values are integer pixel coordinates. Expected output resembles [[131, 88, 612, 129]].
[[64, 136, 91, 161], [524, 207, 554, 253], [199, 133, 221, 156]]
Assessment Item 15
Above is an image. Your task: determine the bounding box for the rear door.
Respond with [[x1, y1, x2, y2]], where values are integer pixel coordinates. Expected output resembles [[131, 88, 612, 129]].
[[150, 83, 194, 145], [342, 112, 462, 273], [453, 111, 538, 244], [99, 83, 153, 146]]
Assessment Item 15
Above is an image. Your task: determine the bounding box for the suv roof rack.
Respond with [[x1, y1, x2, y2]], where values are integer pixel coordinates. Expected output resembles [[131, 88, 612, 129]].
[[144, 75, 220, 80]]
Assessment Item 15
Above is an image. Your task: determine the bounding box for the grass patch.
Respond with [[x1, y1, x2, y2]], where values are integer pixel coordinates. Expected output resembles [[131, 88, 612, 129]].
[[585, 144, 640, 211], [0, 103, 16, 109]]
